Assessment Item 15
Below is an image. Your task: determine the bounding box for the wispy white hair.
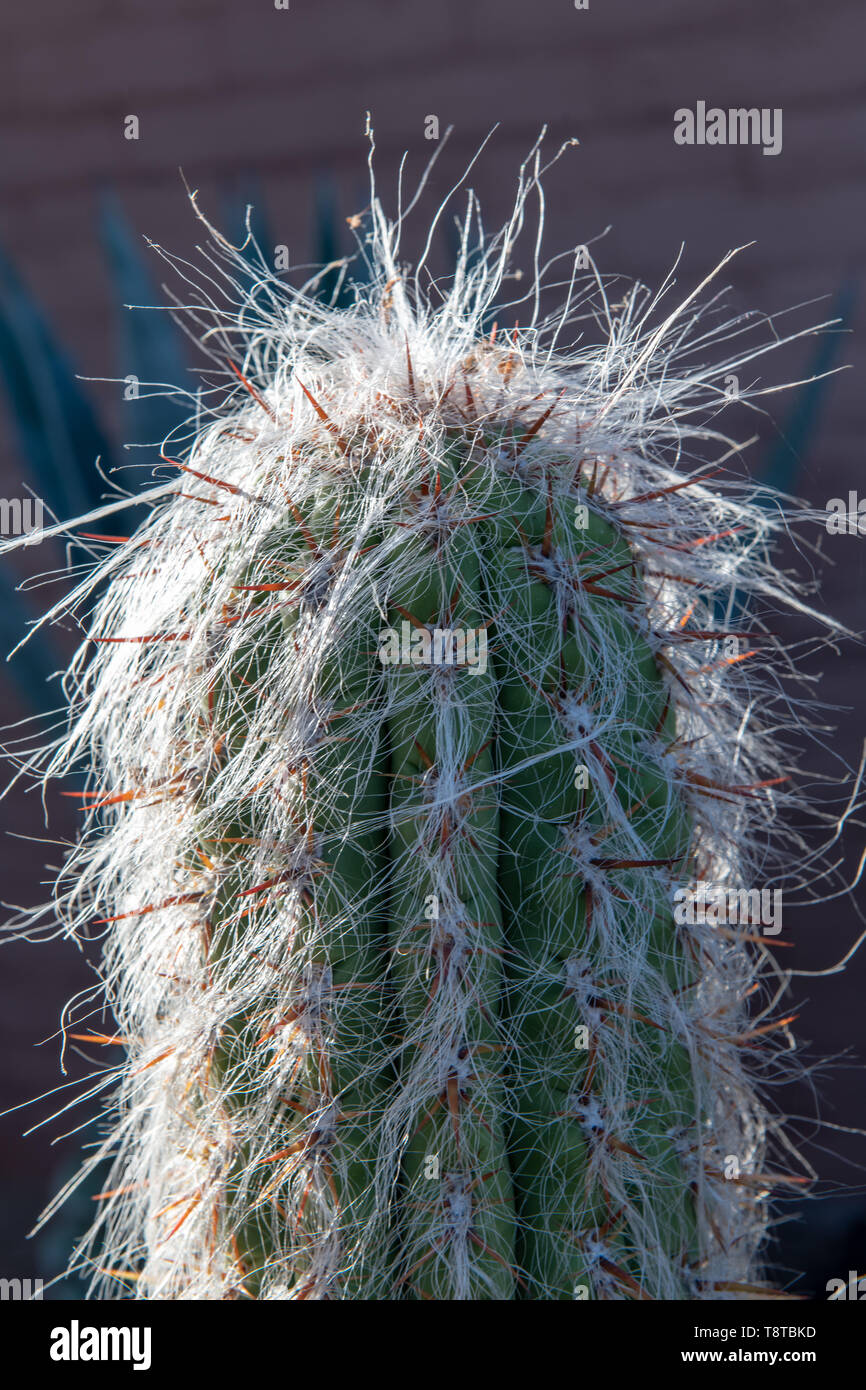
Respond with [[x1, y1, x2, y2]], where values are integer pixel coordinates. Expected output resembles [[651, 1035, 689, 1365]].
[[2, 128, 861, 1301]]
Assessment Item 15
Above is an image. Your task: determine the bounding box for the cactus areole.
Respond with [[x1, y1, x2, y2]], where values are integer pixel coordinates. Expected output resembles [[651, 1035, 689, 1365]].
[[24, 139, 843, 1299]]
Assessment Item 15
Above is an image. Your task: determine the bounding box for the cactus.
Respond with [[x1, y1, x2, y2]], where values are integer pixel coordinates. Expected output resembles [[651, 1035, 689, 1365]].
[[10, 141, 849, 1300]]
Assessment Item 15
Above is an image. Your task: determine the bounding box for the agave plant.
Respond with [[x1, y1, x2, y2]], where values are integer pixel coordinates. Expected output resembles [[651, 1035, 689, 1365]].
[[5, 137, 852, 1300]]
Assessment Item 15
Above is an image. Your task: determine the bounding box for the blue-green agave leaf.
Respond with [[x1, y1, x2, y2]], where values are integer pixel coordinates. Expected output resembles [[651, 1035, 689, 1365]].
[[0, 245, 114, 520], [99, 192, 191, 460]]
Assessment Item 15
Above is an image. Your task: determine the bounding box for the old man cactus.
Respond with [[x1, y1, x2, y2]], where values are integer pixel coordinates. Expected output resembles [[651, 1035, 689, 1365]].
[[18, 142, 838, 1299]]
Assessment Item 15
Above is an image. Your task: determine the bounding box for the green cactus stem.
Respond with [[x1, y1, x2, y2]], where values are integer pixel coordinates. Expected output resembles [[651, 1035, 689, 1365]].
[[6, 141, 850, 1301]]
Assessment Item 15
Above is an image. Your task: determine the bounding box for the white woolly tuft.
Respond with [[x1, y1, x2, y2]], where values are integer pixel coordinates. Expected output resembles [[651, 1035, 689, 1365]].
[[2, 131, 859, 1301]]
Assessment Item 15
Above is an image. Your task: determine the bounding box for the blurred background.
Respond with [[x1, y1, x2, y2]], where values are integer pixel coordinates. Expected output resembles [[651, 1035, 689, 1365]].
[[0, 0, 863, 1297]]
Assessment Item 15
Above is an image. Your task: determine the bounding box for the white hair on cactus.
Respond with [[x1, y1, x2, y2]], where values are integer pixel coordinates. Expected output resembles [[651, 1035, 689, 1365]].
[[2, 128, 861, 1301]]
